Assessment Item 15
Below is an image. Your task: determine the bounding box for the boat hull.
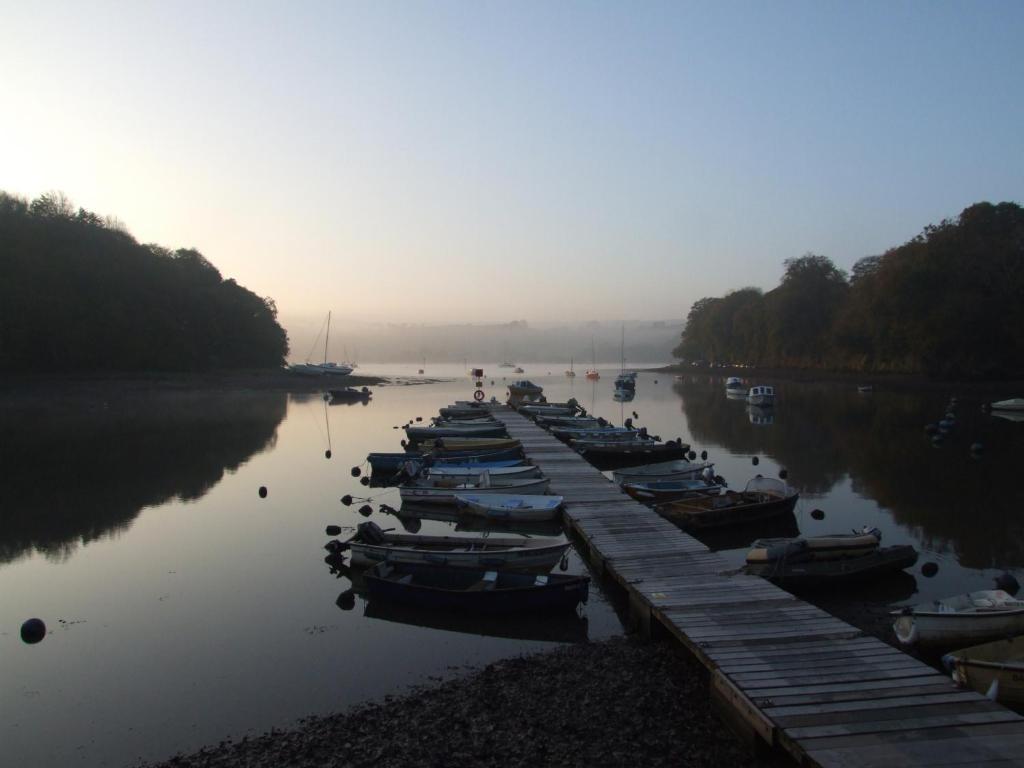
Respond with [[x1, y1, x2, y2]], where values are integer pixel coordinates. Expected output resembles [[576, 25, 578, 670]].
[[656, 490, 798, 531], [400, 477, 550, 505], [746, 545, 918, 587], [612, 461, 713, 485], [945, 637, 1024, 704], [350, 538, 570, 571], [454, 494, 564, 522]]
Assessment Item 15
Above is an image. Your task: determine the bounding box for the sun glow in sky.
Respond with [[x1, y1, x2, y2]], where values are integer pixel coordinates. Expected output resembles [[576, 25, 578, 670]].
[[2, 1, 1022, 325]]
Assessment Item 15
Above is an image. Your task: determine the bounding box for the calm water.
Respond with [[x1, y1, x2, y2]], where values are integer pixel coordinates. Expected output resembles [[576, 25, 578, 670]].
[[2, 366, 1022, 766]]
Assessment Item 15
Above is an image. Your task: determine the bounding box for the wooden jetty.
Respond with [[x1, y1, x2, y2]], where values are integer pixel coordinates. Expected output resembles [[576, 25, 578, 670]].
[[489, 406, 1024, 767]]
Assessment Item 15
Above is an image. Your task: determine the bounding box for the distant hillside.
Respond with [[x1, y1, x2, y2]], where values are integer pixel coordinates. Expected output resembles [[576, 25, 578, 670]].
[[0, 191, 288, 372], [674, 202, 1024, 378]]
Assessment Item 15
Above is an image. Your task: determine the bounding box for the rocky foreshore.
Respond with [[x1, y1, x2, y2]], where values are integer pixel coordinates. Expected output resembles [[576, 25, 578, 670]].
[[141, 638, 780, 768]]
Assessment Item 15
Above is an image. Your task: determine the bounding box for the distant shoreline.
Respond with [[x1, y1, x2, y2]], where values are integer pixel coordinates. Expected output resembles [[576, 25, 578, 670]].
[[646, 363, 1024, 394]]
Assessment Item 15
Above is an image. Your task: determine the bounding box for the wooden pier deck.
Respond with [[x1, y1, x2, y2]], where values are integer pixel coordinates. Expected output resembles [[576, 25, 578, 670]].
[[489, 406, 1024, 767]]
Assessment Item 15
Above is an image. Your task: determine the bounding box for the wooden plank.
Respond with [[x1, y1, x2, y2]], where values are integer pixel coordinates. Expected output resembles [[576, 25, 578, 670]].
[[743, 674, 949, 698], [786, 709, 1022, 740], [711, 670, 775, 745]]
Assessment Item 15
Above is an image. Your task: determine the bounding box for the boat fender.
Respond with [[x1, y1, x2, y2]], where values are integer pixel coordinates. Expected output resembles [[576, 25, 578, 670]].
[[810, 509, 825, 520], [559, 553, 569, 571], [778, 468, 788, 479], [702, 467, 716, 483], [995, 572, 1020, 595], [639, 427, 648, 438], [324, 539, 343, 553], [360, 476, 370, 486], [350, 466, 362, 477], [941, 653, 957, 672], [258, 486, 268, 498], [335, 589, 356, 611], [921, 562, 939, 578], [358, 504, 373, 518], [325, 450, 332, 459], [752, 456, 759, 466], [688, 450, 697, 460], [325, 525, 342, 537], [341, 494, 353, 506]]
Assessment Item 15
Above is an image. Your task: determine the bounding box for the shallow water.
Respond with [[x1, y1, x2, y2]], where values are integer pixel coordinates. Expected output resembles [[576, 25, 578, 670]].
[[2, 367, 1022, 766]]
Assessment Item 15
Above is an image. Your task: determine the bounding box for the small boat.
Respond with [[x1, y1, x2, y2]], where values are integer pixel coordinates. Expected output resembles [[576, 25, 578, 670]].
[[404, 424, 508, 441], [367, 449, 522, 475], [514, 366, 525, 374], [386, 502, 565, 538], [551, 426, 637, 441], [893, 590, 1024, 647], [363, 562, 589, 613], [342, 521, 569, 571], [455, 493, 564, 521], [424, 464, 541, 481], [612, 460, 714, 486], [439, 404, 489, 418], [518, 404, 577, 417], [725, 377, 745, 392], [585, 338, 600, 379], [991, 398, 1024, 411], [621, 478, 724, 504], [565, 358, 576, 377], [585, 369, 600, 380], [747, 405, 775, 426], [746, 528, 882, 563], [944, 636, 1024, 704], [290, 311, 355, 377], [577, 440, 691, 470], [533, 414, 600, 427], [747, 385, 775, 406], [746, 546, 918, 587], [508, 380, 543, 398], [431, 437, 521, 453], [329, 386, 372, 403], [400, 476, 550, 504], [655, 476, 798, 531]]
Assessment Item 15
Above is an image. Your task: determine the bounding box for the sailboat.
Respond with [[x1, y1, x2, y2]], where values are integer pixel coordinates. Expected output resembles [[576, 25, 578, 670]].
[[614, 325, 636, 399], [585, 338, 600, 380], [565, 357, 576, 377], [290, 312, 354, 377]]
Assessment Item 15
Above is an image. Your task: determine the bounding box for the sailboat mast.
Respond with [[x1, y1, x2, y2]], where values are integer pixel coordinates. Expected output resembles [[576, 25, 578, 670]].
[[324, 311, 331, 365]]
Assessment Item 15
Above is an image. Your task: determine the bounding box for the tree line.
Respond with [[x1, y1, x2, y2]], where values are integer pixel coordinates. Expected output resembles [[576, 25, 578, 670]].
[[674, 202, 1024, 378], [0, 191, 289, 372]]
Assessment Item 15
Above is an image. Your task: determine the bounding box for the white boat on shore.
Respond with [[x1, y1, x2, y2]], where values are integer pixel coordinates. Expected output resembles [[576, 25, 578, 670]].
[[893, 590, 1024, 647], [454, 494, 564, 522]]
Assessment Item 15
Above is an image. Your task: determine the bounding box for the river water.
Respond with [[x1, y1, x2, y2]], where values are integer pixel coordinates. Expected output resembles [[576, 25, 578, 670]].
[[2, 365, 1022, 766]]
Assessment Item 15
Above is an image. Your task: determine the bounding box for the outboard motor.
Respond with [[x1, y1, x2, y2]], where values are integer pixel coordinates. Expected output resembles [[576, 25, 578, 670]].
[[701, 466, 716, 484]]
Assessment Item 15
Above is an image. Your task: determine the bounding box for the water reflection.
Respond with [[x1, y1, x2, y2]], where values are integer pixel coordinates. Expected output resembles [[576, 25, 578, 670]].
[[674, 376, 1024, 570], [0, 392, 286, 565]]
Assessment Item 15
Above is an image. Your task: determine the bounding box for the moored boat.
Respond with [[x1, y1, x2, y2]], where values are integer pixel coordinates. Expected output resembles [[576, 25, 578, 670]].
[[424, 464, 541, 481], [576, 439, 691, 470], [745, 527, 882, 563], [745, 545, 918, 587], [367, 448, 523, 475], [329, 386, 371, 402], [621, 478, 724, 504], [338, 521, 569, 571], [944, 636, 1024, 704], [400, 475, 550, 504], [612, 460, 714, 485], [432, 437, 521, 453], [508, 380, 543, 399], [991, 398, 1024, 411], [747, 385, 775, 406], [454, 493, 564, 522], [655, 476, 798, 531], [725, 376, 745, 392], [893, 590, 1024, 647], [405, 423, 508, 441], [364, 561, 589, 613]]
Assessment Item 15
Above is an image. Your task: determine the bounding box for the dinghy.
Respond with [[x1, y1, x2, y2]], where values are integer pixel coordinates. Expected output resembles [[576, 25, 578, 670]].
[[552, 426, 637, 441], [893, 590, 1024, 647], [340, 521, 569, 571], [455, 494, 564, 522], [621, 478, 724, 503], [431, 437, 521, 453], [424, 464, 541, 481], [612, 460, 714, 485], [944, 636, 1024, 704], [518, 404, 577, 417], [745, 527, 882, 563], [364, 562, 589, 613], [991, 398, 1024, 411], [655, 476, 798, 531], [746, 545, 918, 587], [405, 423, 508, 441], [367, 448, 522, 475], [329, 387, 371, 402], [400, 476, 550, 505]]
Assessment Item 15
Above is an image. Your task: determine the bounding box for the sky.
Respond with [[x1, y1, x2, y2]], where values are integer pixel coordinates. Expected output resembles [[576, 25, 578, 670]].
[[2, 1, 1022, 327]]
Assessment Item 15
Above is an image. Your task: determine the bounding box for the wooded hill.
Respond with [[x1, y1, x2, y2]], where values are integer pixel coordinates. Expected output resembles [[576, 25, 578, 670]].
[[0, 191, 288, 372], [674, 202, 1024, 378]]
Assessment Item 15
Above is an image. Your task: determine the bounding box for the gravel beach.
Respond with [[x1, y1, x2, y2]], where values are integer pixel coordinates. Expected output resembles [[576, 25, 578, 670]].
[[140, 638, 782, 768]]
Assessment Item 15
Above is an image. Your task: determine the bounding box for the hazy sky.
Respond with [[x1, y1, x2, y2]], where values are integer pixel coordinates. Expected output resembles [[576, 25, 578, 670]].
[[3, 1, 1022, 325]]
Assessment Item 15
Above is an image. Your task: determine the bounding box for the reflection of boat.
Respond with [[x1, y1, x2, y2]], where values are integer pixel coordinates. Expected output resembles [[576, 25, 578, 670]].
[[893, 590, 1024, 647], [746, 545, 918, 587], [621, 478, 723, 504], [612, 460, 715, 485], [945, 636, 1024, 704], [613, 388, 635, 402], [346, 521, 569, 571], [364, 562, 589, 613], [387, 502, 564, 538], [991, 398, 1024, 411], [454, 493, 564, 521], [367, 449, 523, 475], [688, 511, 800, 552], [405, 423, 508, 441], [747, 405, 775, 425], [328, 386, 371, 402], [992, 410, 1024, 423], [654, 476, 798, 531], [363, 599, 589, 643], [565, 358, 576, 377], [747, 385, 775, 406], [400, 476, 550, 505]]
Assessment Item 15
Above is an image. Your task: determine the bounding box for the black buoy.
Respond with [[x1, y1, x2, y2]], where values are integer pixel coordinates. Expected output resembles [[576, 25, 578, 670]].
[[653, 379, 658, 384], [358, 504, 373, 517], [810, 508, 825, 521], [325, 449, 332, 459], [325, 525, 342, 536], [921, 562, 939, 578], [688, 450, 697, 460], [258, 486, 268, 498], [415, 416, 423, 422], [779, 468, 788, 479], [995, 572, 1020, 595], [351, 467, 362, 477], [632, 411, 638, 419], [700, 450, 708, 461], [20, 618, 46, 645], [400, 439, 408, 448], [393, 425, 399, 429], [341, 494, 353, 506], [336, 590, 356, 611], [360, 476, 370, 486], [752, 456, 759, 466]]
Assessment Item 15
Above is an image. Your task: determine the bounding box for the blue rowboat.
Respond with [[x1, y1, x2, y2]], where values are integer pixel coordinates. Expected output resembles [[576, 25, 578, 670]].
[[364, 562, 588, 613]]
